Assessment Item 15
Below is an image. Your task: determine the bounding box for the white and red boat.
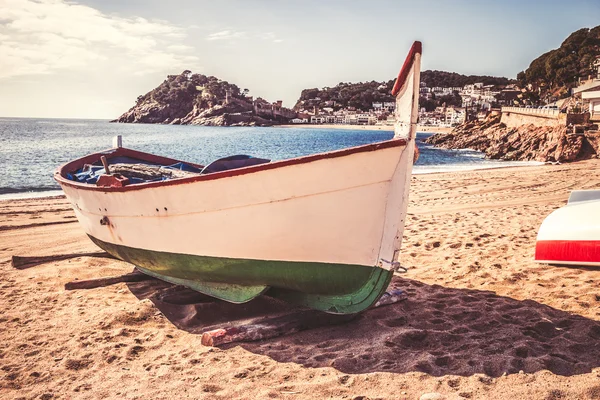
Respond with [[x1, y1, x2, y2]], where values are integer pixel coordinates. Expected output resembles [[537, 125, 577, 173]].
[[535, 190, 600, 266], [54, 42, 422, 314]]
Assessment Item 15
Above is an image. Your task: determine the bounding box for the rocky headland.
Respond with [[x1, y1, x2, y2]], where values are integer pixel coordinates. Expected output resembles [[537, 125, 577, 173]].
[[424, 115, 600, 163], [113, 71, 295, 126]]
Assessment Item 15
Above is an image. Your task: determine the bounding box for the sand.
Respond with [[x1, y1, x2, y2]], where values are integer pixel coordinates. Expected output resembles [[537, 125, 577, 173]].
[[1, 161, 600, 399]]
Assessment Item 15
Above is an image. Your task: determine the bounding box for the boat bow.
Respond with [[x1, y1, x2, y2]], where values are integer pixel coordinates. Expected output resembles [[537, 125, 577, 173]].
[[376, 40, 422, 272], [55, 41, 424, 314]]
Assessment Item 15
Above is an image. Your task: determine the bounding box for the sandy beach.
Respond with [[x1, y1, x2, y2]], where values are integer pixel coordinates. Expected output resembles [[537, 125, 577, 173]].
[[278, 124, 454, 134], [2, 161, 600, 400]]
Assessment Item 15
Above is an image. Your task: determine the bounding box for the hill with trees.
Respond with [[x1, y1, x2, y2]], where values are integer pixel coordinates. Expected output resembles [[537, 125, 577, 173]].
[[294, 81, 395, 112], [516, 25, 600, 103], [294, 71, 513, 112], [420, 71, 514, 88]]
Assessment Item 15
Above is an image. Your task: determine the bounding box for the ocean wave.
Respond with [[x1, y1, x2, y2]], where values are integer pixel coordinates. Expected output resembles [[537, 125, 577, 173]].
[[0, 190, 65, 201], [36, 121, 90, 126], [413, 160, 543, 174]]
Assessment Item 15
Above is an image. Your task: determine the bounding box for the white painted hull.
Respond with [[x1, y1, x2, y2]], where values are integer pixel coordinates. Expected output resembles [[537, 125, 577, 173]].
[[535, 190, 600, 266], [56, 41, 423, 281], [60, 142, 413, 268]]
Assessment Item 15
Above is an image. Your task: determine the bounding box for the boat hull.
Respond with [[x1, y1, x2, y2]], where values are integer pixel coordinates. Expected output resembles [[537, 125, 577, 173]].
[[61, 143, 408, 269], [58, 141, 410, 314], [535, 191, 600, 266], [56, 41, 423, 314]]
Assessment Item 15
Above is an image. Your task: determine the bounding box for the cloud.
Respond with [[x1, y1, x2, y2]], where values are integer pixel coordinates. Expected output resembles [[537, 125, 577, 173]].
[[0, 0, 199, 79], [206, 30, 246, 41], [257, 32, 284, 44], [205, 29, 283, 45]]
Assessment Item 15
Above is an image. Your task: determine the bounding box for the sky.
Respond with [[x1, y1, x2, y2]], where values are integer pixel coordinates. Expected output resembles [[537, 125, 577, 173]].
[[0, 0, 599, 119]]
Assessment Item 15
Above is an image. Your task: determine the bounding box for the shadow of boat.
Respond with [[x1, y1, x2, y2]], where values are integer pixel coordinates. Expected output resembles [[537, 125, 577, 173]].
[[126, 276, 600, 378]]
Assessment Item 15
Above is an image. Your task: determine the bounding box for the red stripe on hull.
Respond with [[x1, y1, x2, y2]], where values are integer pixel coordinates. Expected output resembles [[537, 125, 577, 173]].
[[391, 41, 422, 96], [535, 240, 600, 264]]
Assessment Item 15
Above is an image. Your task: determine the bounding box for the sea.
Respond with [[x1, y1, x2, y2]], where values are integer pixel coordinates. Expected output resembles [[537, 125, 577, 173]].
[[0, 118, 543, 200]]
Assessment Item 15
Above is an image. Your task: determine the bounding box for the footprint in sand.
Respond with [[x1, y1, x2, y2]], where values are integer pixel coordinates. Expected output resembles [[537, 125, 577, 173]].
[[380, 316, 408, 328]]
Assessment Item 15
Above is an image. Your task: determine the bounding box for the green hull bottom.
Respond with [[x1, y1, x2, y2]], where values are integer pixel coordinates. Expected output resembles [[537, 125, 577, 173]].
[[89, 236, 393, 314]]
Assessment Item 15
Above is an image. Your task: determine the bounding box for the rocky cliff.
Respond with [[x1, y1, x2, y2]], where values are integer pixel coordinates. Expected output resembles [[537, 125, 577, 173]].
[[113, 71, 291, 126], [425, 115, 600, 163]]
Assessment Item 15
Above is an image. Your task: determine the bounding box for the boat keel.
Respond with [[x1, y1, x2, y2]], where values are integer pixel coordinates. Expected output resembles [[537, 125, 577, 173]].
[[88, 235, 393, 314], [267, 267, 393, 314], [135, 266, 269, 303]]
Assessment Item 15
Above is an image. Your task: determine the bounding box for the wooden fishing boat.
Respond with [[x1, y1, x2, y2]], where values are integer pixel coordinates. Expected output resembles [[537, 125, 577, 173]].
[[535, 190, 600, 267], [54, 41, 422, 314]]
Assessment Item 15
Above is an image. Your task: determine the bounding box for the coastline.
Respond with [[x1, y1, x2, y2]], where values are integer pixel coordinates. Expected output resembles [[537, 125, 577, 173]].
[[0, 190, 65, 202], [278, 123, 454, 134], [2, 160, 600, 399]]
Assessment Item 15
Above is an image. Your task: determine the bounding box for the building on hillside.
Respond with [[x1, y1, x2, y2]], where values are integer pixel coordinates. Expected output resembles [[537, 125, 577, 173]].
[[496, 89, 521, 106], [444, 107, 466, 125], [383, 102, 395, 111], [253, 98, 297, 120], [372, 102, 395, 112], [345, 114, 358, 125], [572, 56, 600, 121], [574, 81, 600, 121]]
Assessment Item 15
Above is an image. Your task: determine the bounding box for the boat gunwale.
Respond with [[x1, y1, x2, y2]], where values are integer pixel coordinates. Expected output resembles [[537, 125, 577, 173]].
[[392, 41, 422, 96], [54, 138, 407, 193]]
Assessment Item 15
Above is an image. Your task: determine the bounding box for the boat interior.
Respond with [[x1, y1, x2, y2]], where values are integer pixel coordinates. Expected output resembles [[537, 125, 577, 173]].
[[64, 148, 271, 188]]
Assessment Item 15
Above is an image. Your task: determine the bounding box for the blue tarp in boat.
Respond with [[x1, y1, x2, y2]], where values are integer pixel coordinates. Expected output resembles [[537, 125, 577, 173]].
[[67, 155, 270, 185]]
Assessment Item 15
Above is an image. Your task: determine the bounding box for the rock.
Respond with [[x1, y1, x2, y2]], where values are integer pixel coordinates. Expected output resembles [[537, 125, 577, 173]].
[[424, 114, 598, 163], [112, 70, 295, 126], [420, 393, 446, 400]]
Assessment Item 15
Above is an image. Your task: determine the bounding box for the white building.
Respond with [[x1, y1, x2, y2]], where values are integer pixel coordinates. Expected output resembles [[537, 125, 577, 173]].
[[574, 80, 600, 122], [345, 114, 358, 125], [444, 107, 466, 125], [356, 113, 370, 125], [573, 57, 600, 121]]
